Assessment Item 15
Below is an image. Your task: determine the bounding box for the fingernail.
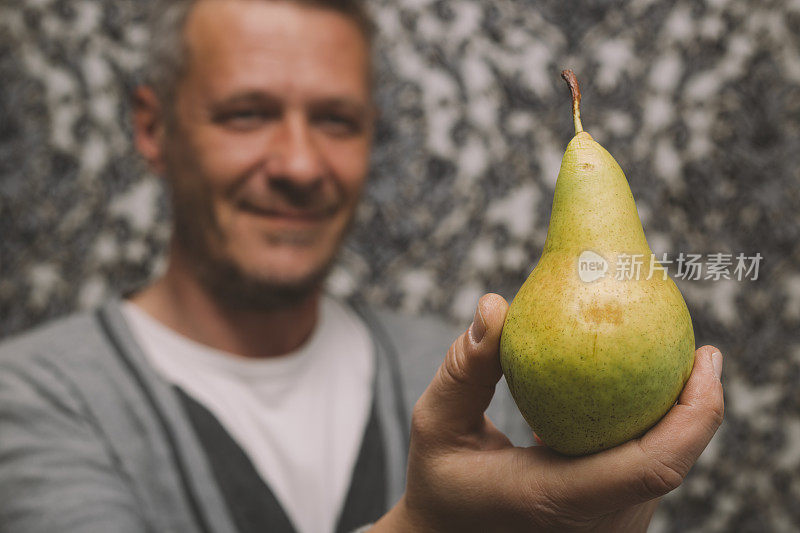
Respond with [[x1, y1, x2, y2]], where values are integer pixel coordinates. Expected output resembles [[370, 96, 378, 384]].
[[469, 304, 486, 343], [711, 351, 723, 379]]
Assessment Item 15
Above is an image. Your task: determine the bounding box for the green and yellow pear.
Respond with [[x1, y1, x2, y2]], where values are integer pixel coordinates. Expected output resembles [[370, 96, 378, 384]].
[[499, 70, 695, 456]]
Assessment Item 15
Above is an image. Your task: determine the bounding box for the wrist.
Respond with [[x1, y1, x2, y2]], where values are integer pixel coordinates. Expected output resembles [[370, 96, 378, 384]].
[[370, 496, 435, 533]]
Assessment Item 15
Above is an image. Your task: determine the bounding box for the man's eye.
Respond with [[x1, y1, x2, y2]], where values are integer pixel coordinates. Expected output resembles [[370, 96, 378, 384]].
[[217, 109, 276, 130], [315, 114, 362, 136]]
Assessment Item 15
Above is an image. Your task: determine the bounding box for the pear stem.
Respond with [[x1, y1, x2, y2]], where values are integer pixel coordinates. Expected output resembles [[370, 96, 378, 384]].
[[560, 69, 584, 134]]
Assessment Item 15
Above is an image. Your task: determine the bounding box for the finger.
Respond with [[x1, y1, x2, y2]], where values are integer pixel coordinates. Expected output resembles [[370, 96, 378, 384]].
[[413, 293, 509, 435], [633, 345, 724, 492], [538, 346, 724, 516]]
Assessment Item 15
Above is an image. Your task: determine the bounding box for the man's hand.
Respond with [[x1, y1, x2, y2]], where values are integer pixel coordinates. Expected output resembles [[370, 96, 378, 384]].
[[373, 293, 724, 532]]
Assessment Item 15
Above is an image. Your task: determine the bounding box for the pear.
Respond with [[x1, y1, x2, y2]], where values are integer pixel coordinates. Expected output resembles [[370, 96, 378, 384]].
[[499, 70, 695, 456]]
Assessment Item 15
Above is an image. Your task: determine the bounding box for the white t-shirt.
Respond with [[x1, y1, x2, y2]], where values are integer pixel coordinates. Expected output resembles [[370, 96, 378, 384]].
[[121, 296, 374, 533]]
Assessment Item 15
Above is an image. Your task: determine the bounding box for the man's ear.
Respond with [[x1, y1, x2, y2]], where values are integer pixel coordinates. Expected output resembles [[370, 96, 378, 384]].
[[133, 86, 167, 174]]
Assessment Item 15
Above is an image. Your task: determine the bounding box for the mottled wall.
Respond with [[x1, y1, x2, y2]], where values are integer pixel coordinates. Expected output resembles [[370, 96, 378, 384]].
[[2, 0, 800, 531]]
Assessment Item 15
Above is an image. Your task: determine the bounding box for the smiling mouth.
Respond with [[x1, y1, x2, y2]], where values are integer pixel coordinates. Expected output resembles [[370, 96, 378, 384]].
[[237, 202, 337, 221]]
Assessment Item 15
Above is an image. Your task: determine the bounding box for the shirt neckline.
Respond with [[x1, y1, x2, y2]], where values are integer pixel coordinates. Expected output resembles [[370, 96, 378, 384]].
[[120, 299, 339, 380]]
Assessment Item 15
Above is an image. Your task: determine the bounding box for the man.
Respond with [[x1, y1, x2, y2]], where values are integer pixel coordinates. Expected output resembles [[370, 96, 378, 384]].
[[0, 0, 725, 532]]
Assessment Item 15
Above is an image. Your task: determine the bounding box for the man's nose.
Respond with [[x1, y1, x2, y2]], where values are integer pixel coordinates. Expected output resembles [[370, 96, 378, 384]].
[[267, 113, 324, 186]]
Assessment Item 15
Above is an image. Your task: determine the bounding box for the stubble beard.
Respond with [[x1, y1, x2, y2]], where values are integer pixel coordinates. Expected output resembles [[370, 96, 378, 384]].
[[170, 197, 352, 313], [193, 246, 334, 313]]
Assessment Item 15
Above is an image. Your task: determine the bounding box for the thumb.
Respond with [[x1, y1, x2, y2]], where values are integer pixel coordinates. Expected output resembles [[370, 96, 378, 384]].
[[414, 293, 509, 435]]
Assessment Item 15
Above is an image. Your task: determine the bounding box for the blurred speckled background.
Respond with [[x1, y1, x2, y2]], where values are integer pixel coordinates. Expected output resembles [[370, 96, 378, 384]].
[[2, 0, 800, 531]]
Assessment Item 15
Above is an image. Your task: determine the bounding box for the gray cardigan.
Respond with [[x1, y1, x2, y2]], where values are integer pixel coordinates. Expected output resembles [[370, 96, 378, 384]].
[[0, 299, 531, 533]]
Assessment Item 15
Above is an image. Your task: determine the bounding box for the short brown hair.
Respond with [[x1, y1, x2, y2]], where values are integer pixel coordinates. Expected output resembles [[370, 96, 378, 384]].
[[142, 0, 375, 105]]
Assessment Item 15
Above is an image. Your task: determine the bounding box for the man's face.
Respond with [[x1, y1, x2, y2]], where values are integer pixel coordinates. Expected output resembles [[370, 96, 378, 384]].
[[156, 0, 373, 307]]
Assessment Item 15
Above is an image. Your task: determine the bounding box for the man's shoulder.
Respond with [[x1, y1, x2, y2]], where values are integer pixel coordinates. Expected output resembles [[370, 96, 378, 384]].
[[352, 301, 461, 404], [354, 303, 460, 362], [369, 306, 460, 353], [0, 306, 121, 420], [0, 307, 108, 371]]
